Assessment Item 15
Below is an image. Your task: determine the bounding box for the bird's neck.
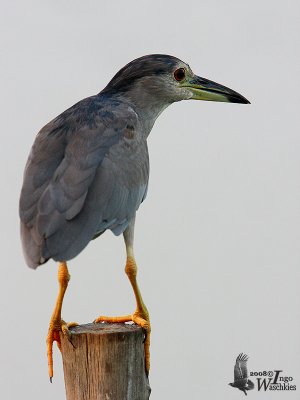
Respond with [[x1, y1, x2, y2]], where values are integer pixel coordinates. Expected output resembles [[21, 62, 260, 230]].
[[112, 86, 172, 137], [130, 100, 169, 137]]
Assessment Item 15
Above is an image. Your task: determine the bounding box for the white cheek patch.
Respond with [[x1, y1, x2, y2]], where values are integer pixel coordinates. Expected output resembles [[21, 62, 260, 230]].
[[183, 88, 195, 100]]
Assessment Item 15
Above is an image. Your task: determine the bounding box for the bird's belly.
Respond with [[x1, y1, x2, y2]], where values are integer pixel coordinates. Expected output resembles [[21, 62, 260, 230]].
[[93, 182, 148, 237]]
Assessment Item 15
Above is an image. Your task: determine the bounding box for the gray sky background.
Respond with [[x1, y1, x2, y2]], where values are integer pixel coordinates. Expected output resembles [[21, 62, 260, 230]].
[[1, 1, 300, 399]]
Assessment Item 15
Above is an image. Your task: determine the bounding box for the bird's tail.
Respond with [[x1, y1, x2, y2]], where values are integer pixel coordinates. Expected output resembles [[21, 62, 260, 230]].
[[20, 222, 49, 269], [247, 380, 255, 390]]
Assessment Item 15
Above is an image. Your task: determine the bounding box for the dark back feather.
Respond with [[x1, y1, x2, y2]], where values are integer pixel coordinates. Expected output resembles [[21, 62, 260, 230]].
[[19, 95, 149, 268]]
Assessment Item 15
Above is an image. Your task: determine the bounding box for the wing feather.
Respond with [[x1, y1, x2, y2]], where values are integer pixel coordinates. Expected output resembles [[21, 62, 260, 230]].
[[234, 353, 249, 382], [20, 95, 149, 268]]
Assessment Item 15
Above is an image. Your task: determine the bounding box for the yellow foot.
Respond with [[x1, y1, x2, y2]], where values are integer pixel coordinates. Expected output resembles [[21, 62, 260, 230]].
[[94, 310, 151, 373], [46, 319, 78, 382]]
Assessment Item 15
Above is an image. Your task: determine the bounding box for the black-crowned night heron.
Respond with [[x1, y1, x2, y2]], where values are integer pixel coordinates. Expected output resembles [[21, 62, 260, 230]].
[[19, 54, 249, 380]]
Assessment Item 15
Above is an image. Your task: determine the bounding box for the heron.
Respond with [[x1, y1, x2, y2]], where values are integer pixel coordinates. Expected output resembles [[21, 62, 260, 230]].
[[19, 54, 249, 380]]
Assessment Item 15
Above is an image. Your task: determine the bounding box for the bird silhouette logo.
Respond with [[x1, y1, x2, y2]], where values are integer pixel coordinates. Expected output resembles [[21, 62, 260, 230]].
[[229, 353, 255, 395]]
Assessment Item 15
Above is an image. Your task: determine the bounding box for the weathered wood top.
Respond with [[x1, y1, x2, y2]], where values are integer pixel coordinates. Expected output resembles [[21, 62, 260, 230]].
[[61, 322, 150, 400], [69, 322, 143, 335]]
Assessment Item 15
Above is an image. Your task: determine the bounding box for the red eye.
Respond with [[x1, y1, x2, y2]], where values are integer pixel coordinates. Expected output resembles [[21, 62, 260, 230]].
[[174, 68, 186, 81]]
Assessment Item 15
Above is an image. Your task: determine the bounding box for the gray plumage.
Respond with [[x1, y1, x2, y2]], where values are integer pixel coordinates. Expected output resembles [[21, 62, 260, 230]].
[[19, 54, 249, 268], [20, 97, 148, 267]]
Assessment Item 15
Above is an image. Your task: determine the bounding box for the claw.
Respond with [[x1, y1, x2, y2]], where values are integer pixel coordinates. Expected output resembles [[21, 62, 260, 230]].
[[61, 321, 77, 348], [47, 320, 78, 381]]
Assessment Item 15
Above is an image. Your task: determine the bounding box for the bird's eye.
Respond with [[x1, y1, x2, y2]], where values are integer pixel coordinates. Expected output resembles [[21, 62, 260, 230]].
[[174, 68, 186, 82]]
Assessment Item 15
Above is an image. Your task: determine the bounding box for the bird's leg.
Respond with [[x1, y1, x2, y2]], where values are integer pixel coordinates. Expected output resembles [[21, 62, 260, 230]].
[[125, 251, 151, 372], [95, 255, 151, 372], [94, 217, 151, 373], [46, 261, 77, 382]]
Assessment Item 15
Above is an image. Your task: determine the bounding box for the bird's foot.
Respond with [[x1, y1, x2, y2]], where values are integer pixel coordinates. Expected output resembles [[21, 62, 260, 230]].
[[94, 308, 151, 373], [46, 318, 78, 382]]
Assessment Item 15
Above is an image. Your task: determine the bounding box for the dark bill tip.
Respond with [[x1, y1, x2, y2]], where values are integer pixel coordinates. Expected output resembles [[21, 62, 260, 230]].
[[226, 93, 251, 104], [187, 75, 250, 104]]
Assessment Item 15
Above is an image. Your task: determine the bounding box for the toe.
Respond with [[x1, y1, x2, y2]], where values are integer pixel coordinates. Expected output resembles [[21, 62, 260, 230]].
[[67, 322, 78, 329], [61, 321, 78, 348], [46, 328, 57, 380], [94, 315, 132, 324], [47, 319, 76, 380], [132, 315, 150, 330]]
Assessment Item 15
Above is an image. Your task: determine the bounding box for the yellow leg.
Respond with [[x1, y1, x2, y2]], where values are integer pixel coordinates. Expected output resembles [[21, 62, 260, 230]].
[[46, 262, 77, 382], [125, 256, 151, 373], [94, 256, 151, 373]]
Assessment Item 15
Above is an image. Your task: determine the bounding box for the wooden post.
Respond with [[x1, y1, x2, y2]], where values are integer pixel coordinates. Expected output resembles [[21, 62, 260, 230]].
[[60, 323, 151, 400]]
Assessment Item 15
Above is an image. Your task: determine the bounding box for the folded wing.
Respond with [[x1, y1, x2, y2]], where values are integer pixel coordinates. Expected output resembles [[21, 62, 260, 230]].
[[20, 96, 149, 268]]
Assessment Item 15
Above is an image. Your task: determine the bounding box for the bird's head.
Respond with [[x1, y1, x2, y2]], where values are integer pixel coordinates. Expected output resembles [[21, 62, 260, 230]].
[[103, 54, 249, 106], [101, 54, 249, 131]]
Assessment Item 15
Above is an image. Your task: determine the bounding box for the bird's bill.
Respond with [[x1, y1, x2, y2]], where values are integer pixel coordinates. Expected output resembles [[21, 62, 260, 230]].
[[183, 75, 250, 104]]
